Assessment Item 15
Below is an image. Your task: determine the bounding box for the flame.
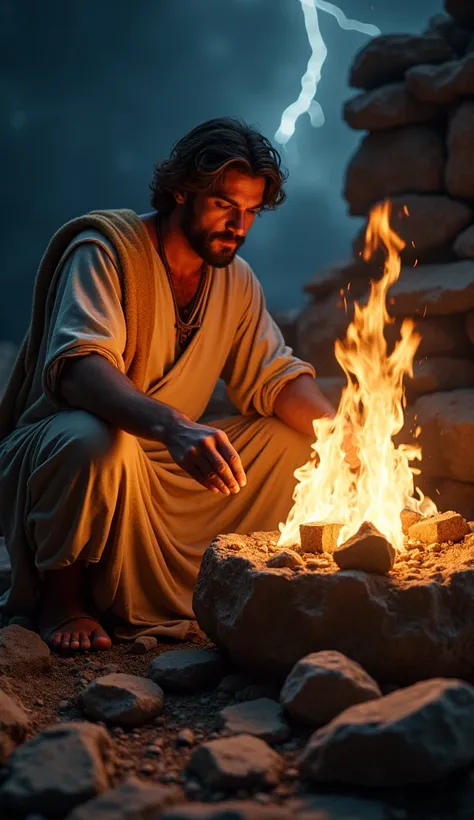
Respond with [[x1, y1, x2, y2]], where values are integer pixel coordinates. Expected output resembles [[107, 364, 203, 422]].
[[278, 201, 436, 553]]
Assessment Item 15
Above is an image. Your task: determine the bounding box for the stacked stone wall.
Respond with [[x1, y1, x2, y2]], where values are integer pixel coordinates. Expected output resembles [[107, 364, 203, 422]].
[[300, 0, 474, 518]]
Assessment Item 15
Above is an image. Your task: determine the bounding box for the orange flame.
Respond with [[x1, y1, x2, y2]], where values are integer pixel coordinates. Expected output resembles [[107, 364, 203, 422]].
[[278, 201, 436, 553]]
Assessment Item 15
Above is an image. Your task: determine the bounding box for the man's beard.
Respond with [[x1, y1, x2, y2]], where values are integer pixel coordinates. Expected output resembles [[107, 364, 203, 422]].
[[180, 197, 245, 268]]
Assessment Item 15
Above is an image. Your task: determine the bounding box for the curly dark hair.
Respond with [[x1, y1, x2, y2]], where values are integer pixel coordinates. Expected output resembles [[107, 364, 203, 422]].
[[149, 117, 288, 215]]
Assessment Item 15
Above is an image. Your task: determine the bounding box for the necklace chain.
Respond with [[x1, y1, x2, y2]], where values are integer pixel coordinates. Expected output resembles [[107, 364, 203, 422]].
[[156, 216, 207, 349]]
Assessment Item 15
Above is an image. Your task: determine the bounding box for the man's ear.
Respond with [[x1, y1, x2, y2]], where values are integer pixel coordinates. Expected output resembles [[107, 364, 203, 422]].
[[173, 190, 187, 205]]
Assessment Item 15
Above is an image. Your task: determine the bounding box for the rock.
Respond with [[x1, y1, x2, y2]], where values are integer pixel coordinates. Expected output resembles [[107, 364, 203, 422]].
[[407, 53, 474, 103], [131, 636, 158, 655], [0, 689, 29, 765], [467, 309, 474, 343], [299, 678, 474, 786], [0, 625, 50, 677], [388, 260, 474, 317], [353, 194, 473, 263], [344, 82, 441, 131], [454, 225, 474, 258], [66, 776, 180, 820], [266, 550, 304, 569], [415, 315, 472, 357], [161, 802, 290, 820], [0, 538, 10, 596], [303, 257, 376, 300], [425, 12, 472, 55], [147, 649, 226, 693], [344, 127, 444, 216], [0, 721, 112, 816], [447, 101, 474, 197], [349, 34, 453, 90], [295, 291, 353, 376], [411, 389, 474, 482], [409, 357, 474, 396], [408, 511, 470, 544], [445, 0, 474, 29], [280, 651, 381, 726], [79, 673, 164, 727], [401, 508, 423, 533], [219, 699, 290, 743], [299, 522, 342, 554], [194, 531, 474, 684], [176, 728, 195, 747], [186, 734, 283, 791], [333, 522, 396, 575]]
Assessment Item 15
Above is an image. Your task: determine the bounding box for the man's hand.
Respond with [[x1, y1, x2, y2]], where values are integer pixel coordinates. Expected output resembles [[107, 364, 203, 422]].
[[163, 418, 247, 495]]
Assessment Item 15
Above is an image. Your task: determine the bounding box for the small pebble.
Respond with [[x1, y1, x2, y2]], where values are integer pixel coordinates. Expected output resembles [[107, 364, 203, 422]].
[[176, 728, 195, 747], [33, 698, 44, 707], [161, 771, 179, 783], [140, 762, 156, 775], [131, 635, 158, 655], [154, 716, 166, 726], [185, 780, 201, 798], [145, 744, 163, 756], [255, 793, 271, 804], [58, 700, 70, 711]]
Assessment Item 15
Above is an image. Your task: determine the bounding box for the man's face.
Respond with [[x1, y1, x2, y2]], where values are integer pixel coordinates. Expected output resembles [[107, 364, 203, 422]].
[[178, 168, 266, 268]]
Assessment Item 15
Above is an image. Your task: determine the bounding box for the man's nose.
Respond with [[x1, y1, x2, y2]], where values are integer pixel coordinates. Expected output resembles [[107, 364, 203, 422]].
[[227, 210, 246, 235]]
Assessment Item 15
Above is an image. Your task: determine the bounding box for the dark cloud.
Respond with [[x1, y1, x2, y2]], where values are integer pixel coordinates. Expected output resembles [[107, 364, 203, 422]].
[[0, 0, 442, 341]]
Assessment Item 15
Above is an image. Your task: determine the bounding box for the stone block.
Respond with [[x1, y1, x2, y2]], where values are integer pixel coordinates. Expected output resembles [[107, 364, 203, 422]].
[[411, 389, 474, 482], [388, 260, 474, 317], [299, 522, 342, 554], [295, 291, 353, 376], [344, 127, 444, 216], [303, 257, 375, 300], [407, 53, 474, 103], [447, 101, 474, 197], [401, 509, 422, 534], [349, 34, 453, 90], [408, 357, 474, 396], [425, 13, 472, 55], [344, 82, 441, 131], [408, 510, 470, 544]]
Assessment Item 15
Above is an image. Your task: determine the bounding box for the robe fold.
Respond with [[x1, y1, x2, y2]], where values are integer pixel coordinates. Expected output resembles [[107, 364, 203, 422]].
[[0, 210, 315, 639]]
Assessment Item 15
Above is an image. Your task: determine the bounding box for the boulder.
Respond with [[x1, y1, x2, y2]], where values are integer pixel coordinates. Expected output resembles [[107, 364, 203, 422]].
[[79, 673, 164, 727], [388, 260, 474, 317], [147, 648, 226, 693], [0, 689, 29, 765], [446, 101, 474, 197], [407, 53, 474, 103], [411, 389, 474, 482], [349, 34, 453, 90], [280, 651, 381, 726], [295, 291, 353, 376], [186, 734, 283, 791], [302, 257, 375, 300], [454, 225, 474, 258], [300, 678, 474, 786], [344, 82, 441, 130], [445, 0, 474, 29], [193, 531, 474, 684], [344, 127, 444, 216], [66, 776, 180, 820], [425, 12, 472, 55], [0, 721, 112, 816], [0, 624, 50, 677], [413, 315, 472, 357], [219, 698, 290, 743], [352, 194, 472, 262], [408, 357, 474, 396]]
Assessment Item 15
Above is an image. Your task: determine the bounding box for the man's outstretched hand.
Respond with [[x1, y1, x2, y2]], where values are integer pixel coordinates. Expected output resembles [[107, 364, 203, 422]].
[[164, 418, 247, 495]]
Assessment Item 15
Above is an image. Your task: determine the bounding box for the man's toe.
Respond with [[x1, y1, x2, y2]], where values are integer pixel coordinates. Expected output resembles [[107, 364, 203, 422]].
[[80, 631, 92, 650], [61, 632, 71, 650], [91, 631, 112, 651]]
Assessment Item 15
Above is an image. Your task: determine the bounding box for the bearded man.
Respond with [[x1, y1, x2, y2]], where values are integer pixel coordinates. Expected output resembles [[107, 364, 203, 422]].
[[0, 117, 341, 652]]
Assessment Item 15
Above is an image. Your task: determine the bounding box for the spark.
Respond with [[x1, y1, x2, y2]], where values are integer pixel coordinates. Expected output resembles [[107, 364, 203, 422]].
[[275, 0, 380, 146]]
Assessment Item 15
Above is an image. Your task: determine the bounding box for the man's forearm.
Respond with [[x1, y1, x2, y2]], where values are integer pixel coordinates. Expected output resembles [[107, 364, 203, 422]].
[[273, 374, 335, 436], [59, 353, 186, 442]]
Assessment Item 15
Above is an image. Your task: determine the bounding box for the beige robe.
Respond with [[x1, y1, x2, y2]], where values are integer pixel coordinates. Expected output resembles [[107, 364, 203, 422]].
[[0, 223, 315, 639]]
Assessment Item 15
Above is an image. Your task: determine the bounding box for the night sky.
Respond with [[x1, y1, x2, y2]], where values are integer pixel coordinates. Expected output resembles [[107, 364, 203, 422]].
[[1, 0, 441, 343]]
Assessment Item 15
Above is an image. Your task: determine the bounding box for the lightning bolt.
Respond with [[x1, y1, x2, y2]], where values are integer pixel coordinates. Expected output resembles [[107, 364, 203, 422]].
[[275, 0, 380, 146]]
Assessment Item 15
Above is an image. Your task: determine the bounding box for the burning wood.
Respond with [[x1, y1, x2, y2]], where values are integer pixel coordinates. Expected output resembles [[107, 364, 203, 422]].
[[278, 200, 437, 558], [408, 511, 470, 545], [299, 522, 342, 554], [333, 521, 396, 575]]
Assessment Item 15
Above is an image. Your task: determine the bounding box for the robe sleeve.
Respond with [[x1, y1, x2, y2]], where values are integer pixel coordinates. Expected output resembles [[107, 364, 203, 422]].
[[221, 260, 315, 416], [43, 234, 127, 408]]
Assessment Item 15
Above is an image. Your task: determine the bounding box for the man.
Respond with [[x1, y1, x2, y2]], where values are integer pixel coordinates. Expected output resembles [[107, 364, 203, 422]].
[[0, 117, 339, 653]]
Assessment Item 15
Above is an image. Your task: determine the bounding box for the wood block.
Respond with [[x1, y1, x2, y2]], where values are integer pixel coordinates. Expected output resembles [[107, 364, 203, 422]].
[[408, 510, 470, 544], [299, 522, 342, 554], [400, 508, 422, 534]]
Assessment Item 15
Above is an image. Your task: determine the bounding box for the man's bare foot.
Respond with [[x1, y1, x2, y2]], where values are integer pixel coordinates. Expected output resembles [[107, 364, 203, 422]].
[[40, 614, 112, 652], [38, 560, 112, 652]]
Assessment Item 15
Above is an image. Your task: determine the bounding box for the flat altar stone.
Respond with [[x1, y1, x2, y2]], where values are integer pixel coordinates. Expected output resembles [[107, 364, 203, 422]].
[[193, 531, 474, 686]]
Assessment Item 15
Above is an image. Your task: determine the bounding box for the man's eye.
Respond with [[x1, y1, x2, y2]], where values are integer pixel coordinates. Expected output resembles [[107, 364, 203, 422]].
[[216, 201, 230, 209]]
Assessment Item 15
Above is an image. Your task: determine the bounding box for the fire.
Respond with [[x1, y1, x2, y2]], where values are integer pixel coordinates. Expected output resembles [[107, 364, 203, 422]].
[[278, 200, 436, 553]]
